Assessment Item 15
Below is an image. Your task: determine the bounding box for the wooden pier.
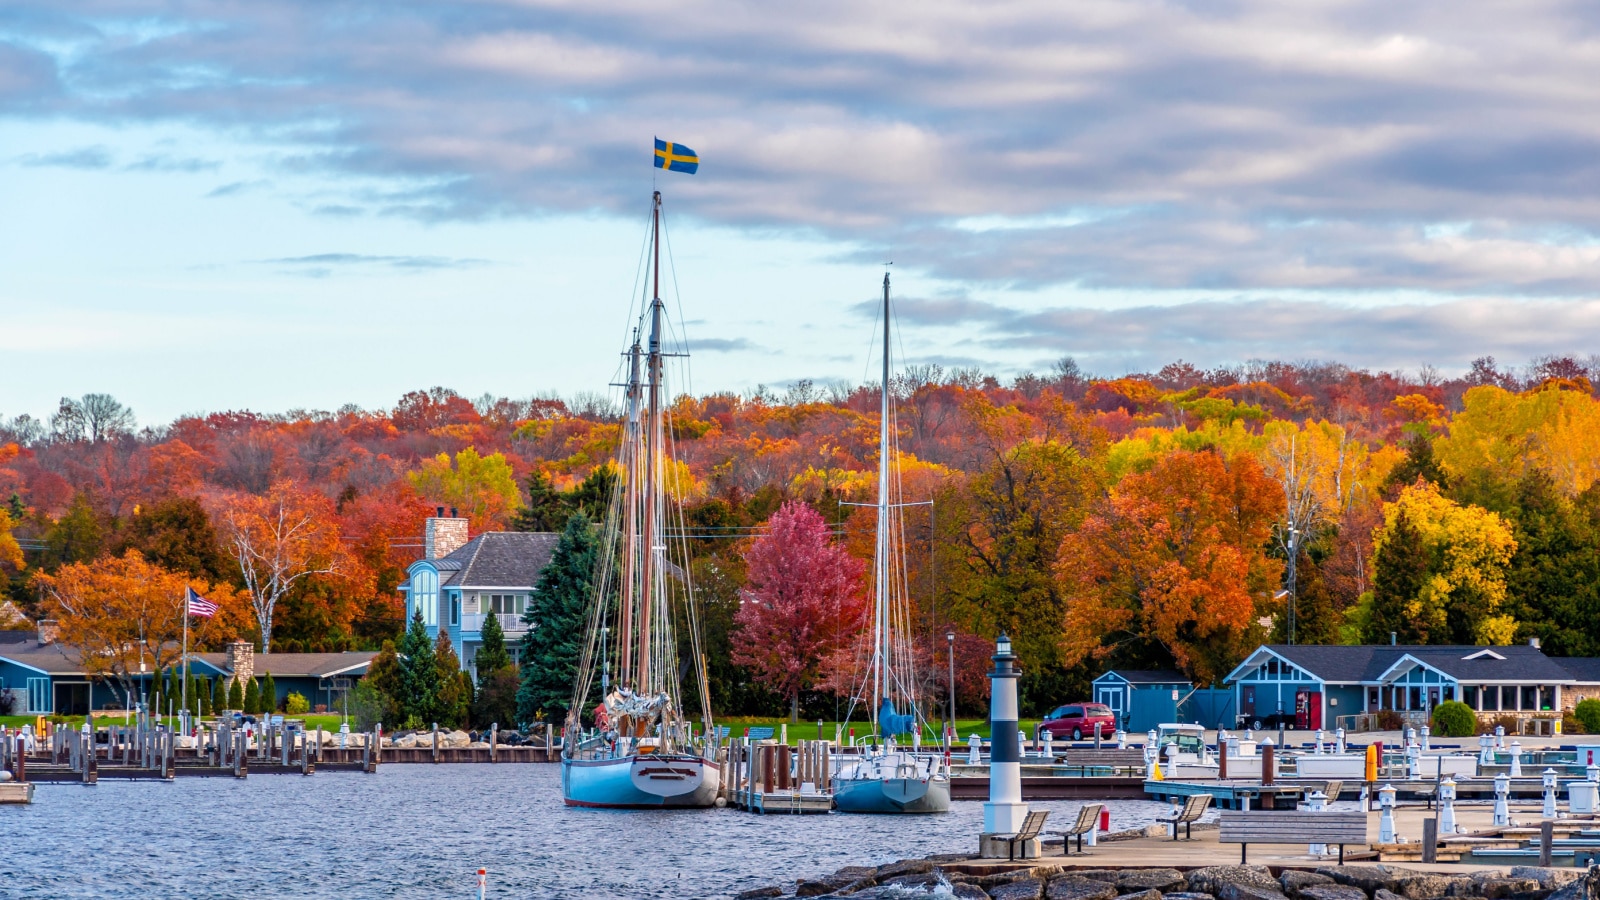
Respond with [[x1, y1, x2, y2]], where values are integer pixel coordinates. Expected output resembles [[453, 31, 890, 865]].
[[723, 738, 835, 814]]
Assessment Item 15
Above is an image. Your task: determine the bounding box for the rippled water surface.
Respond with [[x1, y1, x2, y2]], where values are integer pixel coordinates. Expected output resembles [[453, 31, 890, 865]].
[[6, 765, 1184, 899]]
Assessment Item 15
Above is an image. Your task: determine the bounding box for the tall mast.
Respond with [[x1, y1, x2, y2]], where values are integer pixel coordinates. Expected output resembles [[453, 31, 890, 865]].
[[619, 331, 642, 687], [873, 270, 891, 722], [638, 191, 663, 695]]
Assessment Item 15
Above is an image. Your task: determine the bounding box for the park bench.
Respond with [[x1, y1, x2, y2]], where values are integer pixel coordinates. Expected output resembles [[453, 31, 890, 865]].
[[1159, 793, 1213, 841], [994, 809, 1051, 861], [1046, 803, 1104, 855], [744, 727, 775, 741], [1219, 809, 1368, 864]]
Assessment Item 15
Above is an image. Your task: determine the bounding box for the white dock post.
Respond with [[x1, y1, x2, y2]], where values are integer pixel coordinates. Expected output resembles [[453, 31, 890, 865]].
[[1510, 741, 1523, 777], [1041, 728, 1053, 761], [1307, 789, 1329, 856], [1494, 724, 1506, 750], [967, 733, 981, 766], [1378, 783, 1398, 843], [1479, 733, 1494, 766], [1315, 729, 1325, 754], [1406, 741, 1421, 780], [1439, 775, 1457, 835], [1542, 768, 1559, 819], [1115, 729, 1126, 750], [1493, 772, 1510, 826], [1420, 725, 1430, 751], [980, 634, 1028, 857], [1336, 727, 1346, 755]]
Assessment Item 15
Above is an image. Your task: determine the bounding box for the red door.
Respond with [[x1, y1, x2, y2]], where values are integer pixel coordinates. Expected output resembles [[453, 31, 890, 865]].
[[1307, 691, 1323, 730]]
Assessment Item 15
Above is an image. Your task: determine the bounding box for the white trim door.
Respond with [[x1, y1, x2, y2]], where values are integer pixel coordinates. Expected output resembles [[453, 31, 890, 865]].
[[1096, 686, 1124, 726]]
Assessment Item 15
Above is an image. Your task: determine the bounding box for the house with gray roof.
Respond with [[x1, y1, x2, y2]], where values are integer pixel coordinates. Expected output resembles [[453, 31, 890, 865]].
[[398, 514, 560, 676], [1223, 640, 1599, 730]]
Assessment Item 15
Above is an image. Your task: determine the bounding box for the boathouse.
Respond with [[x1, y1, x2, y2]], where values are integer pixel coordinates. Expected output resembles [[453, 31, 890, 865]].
[[399, 513, 559, 676], [1223, 641, 1592, 730], [1092, 669, 1192, 732]]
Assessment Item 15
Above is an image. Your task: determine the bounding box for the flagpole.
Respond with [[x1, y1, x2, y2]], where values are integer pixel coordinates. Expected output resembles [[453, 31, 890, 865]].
[[181, 589, 189, 734]]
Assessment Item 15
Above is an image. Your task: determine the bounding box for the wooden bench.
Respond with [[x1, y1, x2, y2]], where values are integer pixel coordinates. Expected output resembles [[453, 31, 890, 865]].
[[1219, 810, 1367, 864], [1159, 793, 1212, 841], [994, 809, 1050, 861], [1047, 803, 1104, 855], [744, 727, 775, 741]]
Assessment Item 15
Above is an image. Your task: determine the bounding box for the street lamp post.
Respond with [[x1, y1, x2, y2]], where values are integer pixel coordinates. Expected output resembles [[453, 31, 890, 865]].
[[946, 631, 956, 746], [1286, 525, 1299, 645]]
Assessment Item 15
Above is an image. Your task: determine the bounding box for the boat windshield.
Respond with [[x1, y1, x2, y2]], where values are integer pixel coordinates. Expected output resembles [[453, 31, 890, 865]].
[[1162, 732, 1205, 755]]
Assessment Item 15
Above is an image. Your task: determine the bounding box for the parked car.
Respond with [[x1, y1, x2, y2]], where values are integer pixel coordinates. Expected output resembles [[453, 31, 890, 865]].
[[1040, 702, 1116, 740]]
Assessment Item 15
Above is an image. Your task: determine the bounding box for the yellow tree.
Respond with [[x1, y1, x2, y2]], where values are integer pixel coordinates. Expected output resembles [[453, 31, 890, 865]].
[[219, 480, 346, 652], [407, 446, 521, 529], [1369, 481, 1519, 645], [37, 550, 247, 704], [1436, 384, 1600, 505], [0, 507, 22, 576]]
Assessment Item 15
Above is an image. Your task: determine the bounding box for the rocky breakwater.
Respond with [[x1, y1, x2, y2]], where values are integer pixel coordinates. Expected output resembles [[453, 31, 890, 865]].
[[734, 862, 1600, 900]]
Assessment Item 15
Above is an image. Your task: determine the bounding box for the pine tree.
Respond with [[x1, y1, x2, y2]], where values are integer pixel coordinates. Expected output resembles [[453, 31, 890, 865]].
[[518, 512, 603, 726], [510, 471, 570, 532], [475, 607, 512, 684], [1366, 509, 1431, 643], [473, 611, 518, 729], [227, 677, 243, 711], [397, 610, 440, 728], [432, 632, 470, 729], [262, 672, 277, 713], [244, 677, 261, 715], [197, 675, 212, 716], [209, 675, 224, 716]]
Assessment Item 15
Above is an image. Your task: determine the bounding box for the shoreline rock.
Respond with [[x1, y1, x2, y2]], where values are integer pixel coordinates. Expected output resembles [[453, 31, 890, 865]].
[[734, 857, 1600, 900]]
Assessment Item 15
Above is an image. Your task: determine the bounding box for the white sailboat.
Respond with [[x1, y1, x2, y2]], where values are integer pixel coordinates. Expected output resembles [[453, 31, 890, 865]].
[[560, 191, 720, 809], [832, 271, 952, 815]]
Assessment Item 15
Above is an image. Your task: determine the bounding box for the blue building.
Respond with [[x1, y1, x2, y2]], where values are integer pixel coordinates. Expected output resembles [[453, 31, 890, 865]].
[[399, 515, 559, 676], [1223, 641, 1592, 730], [1092, 669, 1192, 732]]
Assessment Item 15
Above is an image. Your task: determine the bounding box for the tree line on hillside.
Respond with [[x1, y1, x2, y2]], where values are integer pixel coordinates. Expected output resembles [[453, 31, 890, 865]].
[[4, 353, 1600, 723]]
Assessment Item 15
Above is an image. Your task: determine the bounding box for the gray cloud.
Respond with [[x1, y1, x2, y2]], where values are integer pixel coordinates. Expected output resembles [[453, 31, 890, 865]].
[[126, 154, 220, 173], [688, 337, 759, 353], [885, 294, 1600, 375], [14, 145, 111, 169], [261, 253, 492, 272], [6, 2, 1600, 300]]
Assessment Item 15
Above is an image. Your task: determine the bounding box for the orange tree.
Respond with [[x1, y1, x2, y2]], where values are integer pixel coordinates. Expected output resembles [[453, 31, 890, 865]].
[[1058, 449, 1282, 685], [36, 550, 248, 704]]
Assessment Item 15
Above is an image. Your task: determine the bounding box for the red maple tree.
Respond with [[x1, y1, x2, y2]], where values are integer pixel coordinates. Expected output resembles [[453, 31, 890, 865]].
[[731, 501, 867, 721]]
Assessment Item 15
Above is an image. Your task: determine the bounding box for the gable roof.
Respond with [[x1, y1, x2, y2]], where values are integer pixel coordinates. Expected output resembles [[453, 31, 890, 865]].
[[436, 532, 559, 589], [0, 641, 92, 676], [194, 651, 378, 678], [1230, 643, 1582, 685], [1098, 669, 1191, 685], [1558, 657, 1600, 684]]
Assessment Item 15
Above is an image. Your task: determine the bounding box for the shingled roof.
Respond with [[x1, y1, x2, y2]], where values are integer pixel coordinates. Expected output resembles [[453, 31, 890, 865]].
[[193, 651, 376, 678], [1243, 643, 1583, 684], [435, 531, 559, 588]]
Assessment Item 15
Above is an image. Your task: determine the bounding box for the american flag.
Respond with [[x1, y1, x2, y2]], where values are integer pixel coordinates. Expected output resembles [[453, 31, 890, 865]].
[[185, 587, 219, 618]]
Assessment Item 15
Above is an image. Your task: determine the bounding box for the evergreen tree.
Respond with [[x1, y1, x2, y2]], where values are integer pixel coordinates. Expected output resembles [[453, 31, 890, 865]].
[[262, 672, 277, 713], [110, 496, 231, 582], [244, 677, 261, 715], [358, 640, 402, 726], [196, 675, 211, 716], [1383, 433, 1448, 495], [1365, 509, 1431, 643], [475, 608, 512, 682], [519, 512, 602, 727], [1504, 473, 1600, 656], [1288, 552, 1340, 646], [510, 471, 569, 532], [209, 675, 224, 715], [396, 610, 440, 727], [432, 632, 470, 729], [227, 677, 243, 711]]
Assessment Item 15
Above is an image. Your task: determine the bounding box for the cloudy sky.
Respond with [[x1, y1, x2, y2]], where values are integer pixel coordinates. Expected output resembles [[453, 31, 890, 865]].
[[4, 1, 1600, 422]]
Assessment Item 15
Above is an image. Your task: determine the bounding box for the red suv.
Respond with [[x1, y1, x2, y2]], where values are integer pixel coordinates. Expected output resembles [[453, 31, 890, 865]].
[[1040, 703, 1116, 740]]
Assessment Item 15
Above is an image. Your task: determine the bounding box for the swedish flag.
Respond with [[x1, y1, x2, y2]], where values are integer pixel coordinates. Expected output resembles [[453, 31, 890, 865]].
[[654, 138, 699, 174]]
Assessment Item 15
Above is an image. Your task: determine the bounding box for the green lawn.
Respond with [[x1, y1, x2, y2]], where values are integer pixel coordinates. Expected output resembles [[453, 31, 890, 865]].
[[710, 717, 1044, 745], [1, 713, 355, 731]]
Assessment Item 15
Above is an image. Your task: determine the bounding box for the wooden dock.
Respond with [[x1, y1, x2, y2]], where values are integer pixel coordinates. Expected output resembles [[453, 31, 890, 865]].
[[0, 781, 33, 804], [723, 738, 835, 814], [949, 775, 1145, 801]]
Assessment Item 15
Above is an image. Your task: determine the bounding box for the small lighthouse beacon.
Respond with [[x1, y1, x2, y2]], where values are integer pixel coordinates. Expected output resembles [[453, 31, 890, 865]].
[[982, 633, 1029, 853]]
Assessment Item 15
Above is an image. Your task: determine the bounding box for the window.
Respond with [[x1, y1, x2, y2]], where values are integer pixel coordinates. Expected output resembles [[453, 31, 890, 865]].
[[1522, 686, 1538, 710], [450, 597, 460, 627], [487, 594, 526, 616], [413, 569, 439, 627], [1463, 685, 1479, 708]]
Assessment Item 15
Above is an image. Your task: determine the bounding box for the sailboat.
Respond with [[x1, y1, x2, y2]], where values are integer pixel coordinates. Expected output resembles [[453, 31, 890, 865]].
[[560, 191, 721, 809], [832, 271, 952, 815]]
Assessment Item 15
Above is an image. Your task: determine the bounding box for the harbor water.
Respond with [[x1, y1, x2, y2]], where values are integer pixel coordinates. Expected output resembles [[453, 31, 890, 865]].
[[5, 765, 1195, 899]]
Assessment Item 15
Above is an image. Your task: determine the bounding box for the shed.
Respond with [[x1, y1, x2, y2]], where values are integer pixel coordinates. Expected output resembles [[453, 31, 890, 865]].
[[1092, 669, 1192, 732]]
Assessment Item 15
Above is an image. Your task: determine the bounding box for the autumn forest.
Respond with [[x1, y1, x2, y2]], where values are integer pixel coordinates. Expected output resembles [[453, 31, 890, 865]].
[[4, 351, 1600, 718]]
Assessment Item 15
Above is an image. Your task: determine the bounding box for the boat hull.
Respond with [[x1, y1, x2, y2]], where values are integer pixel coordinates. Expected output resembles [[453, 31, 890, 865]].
[[833, 775, 952, 814], [562, 754, 721, 809]]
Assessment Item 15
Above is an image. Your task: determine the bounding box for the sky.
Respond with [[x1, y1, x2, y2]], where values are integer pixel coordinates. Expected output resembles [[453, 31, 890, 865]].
[[4, 1, 1600, 424]]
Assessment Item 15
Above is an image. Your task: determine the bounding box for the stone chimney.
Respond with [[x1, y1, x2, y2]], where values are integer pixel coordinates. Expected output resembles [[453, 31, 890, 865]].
[[37, 619, 59, 646], [227, 640, 255, 688], [425, 514, 470, 559]]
